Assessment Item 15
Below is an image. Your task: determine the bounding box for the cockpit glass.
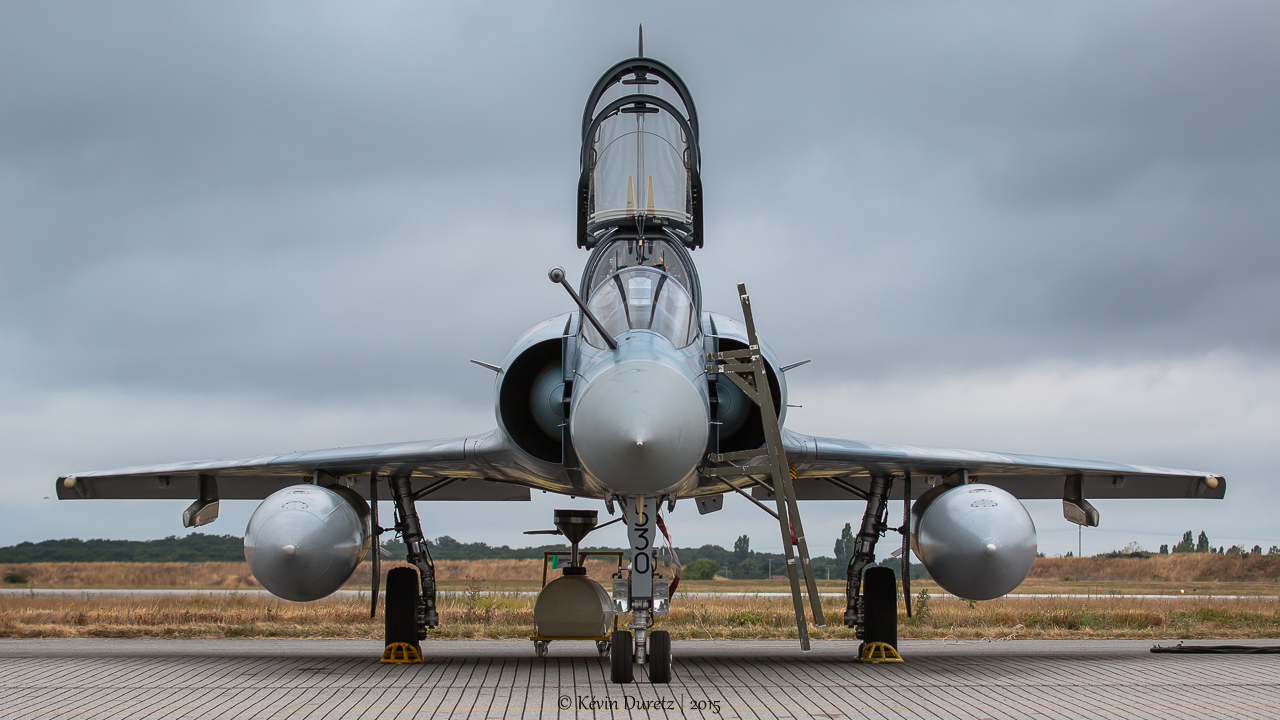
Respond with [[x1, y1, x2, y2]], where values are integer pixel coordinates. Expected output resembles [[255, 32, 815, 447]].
[[625, 274, 655, 326], [590, 108, 690, 227], [583, 267, 698, 349], [585, 238, 696, 304]]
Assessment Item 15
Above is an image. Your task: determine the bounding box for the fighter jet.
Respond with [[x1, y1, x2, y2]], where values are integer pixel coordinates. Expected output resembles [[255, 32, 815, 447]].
[[57, 39, 1225, 683]]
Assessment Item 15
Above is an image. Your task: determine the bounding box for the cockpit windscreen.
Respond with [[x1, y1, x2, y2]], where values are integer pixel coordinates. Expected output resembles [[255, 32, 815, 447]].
[[582, 267, 698, 349]]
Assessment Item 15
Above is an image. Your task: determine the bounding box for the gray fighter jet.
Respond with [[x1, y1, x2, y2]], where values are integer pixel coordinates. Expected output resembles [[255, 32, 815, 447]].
[[57, 40, 1225, 683]]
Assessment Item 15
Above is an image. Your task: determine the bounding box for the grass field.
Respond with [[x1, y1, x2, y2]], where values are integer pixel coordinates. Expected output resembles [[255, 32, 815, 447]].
[[1, 590, 1276, 641], [4, 555, 1279, 594], [1, 557, 1278, 640], [5, 550, 1274, 586]]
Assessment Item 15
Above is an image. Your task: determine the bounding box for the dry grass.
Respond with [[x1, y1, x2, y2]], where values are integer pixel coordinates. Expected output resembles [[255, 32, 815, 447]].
[[363, 558, 625, 584], [1030, 554, 1280, 582], [0, 563, 258, 589], [2, 590, 1277, 640], [0, 559, 628, 589], [3, 557, 1278, 641], [6, 557, 1278, 594]]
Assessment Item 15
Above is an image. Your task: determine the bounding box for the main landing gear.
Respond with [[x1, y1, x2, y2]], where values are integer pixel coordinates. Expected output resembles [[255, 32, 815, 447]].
[[380, 475, 439, 664], [843, 473, 905, 662]]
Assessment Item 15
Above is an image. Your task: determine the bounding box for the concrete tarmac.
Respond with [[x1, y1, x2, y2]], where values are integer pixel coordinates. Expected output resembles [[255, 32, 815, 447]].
[[1, 637, 1278, 718]]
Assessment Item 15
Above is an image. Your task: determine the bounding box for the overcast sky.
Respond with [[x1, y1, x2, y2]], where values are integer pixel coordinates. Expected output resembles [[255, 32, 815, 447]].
[[2, 2, 1278, 560]]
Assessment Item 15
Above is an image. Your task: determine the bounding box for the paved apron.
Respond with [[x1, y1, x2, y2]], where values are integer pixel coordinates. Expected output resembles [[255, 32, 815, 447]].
[[0, 638, 1277, 718]]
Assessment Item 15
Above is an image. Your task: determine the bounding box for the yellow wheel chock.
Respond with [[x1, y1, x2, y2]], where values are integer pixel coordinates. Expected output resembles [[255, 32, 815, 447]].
[[380, 642, 423, 664], [860, 642, 903, 664]]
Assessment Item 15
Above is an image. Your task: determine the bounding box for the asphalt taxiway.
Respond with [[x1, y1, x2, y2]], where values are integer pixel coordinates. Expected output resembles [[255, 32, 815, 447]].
[[1, 638, 1277, 718]]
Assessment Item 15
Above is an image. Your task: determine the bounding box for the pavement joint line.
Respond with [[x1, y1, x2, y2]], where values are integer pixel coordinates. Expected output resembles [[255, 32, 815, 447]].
[[3, 639, 1280, 719], [5, 705, 1280, 712]]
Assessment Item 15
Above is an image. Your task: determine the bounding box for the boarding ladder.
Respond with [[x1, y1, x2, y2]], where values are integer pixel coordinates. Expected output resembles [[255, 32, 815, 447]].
[[701, 284, 825, 651]]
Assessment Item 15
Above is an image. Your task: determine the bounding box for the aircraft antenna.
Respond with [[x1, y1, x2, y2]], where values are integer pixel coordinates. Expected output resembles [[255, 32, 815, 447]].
[[638, 24, 644, 57]]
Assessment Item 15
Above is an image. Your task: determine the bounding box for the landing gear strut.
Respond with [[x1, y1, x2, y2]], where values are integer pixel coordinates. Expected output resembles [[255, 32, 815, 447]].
[[625, 495, 656, 668], [844, 474, 898, 650], [610, 494, 672, 684], [387, 475, 438, 649]]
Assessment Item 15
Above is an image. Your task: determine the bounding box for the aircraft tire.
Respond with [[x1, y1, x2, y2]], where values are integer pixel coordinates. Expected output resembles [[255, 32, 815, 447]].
[[861, 566, 898, 649], [610, 630, 634, 683], [648, 630, 672, 683], [385, 567, 421, 652]]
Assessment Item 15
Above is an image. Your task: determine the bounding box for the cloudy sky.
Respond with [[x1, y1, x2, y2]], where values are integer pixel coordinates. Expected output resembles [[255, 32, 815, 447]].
[[2, 2, 1277, 559]]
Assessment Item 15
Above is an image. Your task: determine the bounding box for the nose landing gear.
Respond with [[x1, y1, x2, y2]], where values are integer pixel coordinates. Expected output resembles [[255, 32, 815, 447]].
[[608, 494, 674, 684], [609, 629, 671, 684]]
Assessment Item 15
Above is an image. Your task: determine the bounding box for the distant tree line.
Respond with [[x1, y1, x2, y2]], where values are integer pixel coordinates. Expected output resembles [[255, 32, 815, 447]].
[[0, 527, 934, 583], [1165, 530, 1276, 557], [0, 526, 936, 581], [0, 534, 245, 563], [1098, 531, 1278, 559]]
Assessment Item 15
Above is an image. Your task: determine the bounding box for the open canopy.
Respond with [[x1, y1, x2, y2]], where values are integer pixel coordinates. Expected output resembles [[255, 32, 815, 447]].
[[578, 58, 703, 249]]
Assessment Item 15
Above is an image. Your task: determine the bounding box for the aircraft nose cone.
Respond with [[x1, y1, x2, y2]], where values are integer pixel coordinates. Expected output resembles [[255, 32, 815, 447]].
[[571, 360, 708, 495]]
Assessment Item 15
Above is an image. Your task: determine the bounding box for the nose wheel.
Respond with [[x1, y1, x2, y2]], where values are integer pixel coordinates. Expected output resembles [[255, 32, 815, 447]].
[[610, 630, 633, 683], [647, 630, 671, 683], [608, 629, 671, 684]]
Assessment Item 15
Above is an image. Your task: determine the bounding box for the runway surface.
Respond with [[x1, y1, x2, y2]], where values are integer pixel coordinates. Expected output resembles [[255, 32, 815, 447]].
[[2, 638, 1279, 718]]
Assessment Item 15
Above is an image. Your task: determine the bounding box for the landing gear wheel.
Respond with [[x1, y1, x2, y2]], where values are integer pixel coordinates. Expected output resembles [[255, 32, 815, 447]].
[[861, 566, 898, 650], [596, 640, 611, 657], [647, 630, 671, 684], [610, 630, 633, 684], [534, 640, 549, 657], [385, 567, 421, 654]]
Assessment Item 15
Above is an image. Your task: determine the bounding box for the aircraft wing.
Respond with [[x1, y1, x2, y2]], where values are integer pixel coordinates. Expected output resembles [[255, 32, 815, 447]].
[[770, 430, 1225, 501], [56, 430, 530, 502]]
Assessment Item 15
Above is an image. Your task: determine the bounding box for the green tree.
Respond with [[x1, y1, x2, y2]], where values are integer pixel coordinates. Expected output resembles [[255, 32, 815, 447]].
[[1269, 546, 1280, 555], [1159, 544, 1169, 554], [734, 557, 763, 579], [734, 534, 750, 561], [1196, 531, 1210, 553], [683, 558, 719, 580], [1172, 531, 1194, 553], [1227, 545, 1244, 556], [834, 523, 854, 565], [1252, 545, 1263, 555]]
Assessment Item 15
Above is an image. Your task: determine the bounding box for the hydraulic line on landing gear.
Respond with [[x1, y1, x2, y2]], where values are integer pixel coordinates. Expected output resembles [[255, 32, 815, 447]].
[[844, 474, 893, 636], [390, 475, 438, 633]]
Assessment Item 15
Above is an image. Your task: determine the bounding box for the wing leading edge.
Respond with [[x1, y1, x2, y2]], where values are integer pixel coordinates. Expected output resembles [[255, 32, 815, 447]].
[[773, 430, 1225, 501], [56, 431, 531, 502]]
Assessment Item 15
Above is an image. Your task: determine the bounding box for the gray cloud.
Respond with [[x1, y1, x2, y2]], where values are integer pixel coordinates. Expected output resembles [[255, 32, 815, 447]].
[[1, 2, 1277, 551]]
